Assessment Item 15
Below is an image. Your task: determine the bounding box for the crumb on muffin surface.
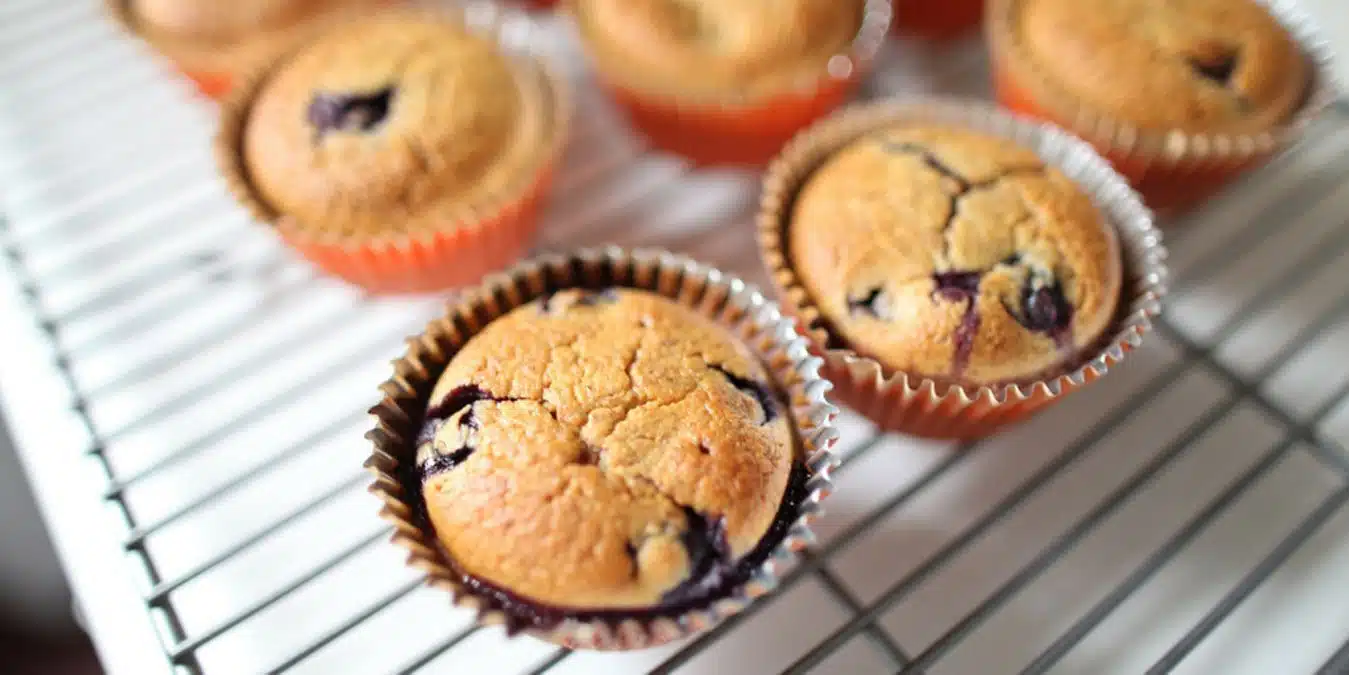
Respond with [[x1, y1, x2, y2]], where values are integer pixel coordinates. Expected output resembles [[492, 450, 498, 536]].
[[417, 288, 796, 610]]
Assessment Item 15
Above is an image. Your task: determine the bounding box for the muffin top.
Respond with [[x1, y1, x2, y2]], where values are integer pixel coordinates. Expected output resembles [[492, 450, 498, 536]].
[[1011, 0, 1308, 133], [417, 288, 795, 610], [240, 13, 555, 236], [135, 0, 340, 42], [571, 0, 864, 97], [788, 125, 1122, 385]]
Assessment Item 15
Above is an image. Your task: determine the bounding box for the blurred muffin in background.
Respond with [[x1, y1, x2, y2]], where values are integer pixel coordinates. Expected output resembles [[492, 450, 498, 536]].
[[108, 0, 391, 99], [567, 0, 891, 167], [988, 0, 1324, 212], [215, 10, 570, 294]]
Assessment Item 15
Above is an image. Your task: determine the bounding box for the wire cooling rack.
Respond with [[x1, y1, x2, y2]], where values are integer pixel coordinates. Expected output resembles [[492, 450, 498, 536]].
[[3, 1, 1349, 674]]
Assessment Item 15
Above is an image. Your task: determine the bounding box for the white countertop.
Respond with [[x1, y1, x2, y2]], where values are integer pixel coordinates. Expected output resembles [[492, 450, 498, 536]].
[[2, 1, 1349, 674]]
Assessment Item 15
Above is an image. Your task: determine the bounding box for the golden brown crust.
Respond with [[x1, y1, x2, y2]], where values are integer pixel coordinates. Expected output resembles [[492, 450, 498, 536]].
[[787, 126, 1121, 385], [419, 289, 795, 609], [123, 0, 383, 75], [1014, 0, 1308, 133], [570, 0, 863, 97], [135, 0, 330, 42], [239, 13, 554, 237]]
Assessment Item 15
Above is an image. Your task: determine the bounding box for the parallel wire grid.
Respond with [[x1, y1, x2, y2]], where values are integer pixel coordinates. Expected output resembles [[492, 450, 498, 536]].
[[3, 1, 1349, 673]]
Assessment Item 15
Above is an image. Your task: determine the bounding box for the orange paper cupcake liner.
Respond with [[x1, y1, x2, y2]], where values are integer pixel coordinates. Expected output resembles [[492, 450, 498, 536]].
[[181, 70, 235, 100], [216, 6, 572, 295], [277, 166, 556, 294], [891, 0, 985, 42], [986, 0, 1337, 215], [568, 0, 892, 168], [365, 247, 841, 649], [758, 98, 1168, 440]]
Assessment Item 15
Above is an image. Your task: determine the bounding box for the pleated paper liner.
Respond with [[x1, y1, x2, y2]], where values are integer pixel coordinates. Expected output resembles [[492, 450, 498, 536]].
[[891, 0, 985, 41], [565, 0, 892, 167], [364, 247, 841, 650], [104, 0, 400, 101], [986, 0, 1338, 215], [758, 98, 1168, 440], [215, 5, 571, 295]]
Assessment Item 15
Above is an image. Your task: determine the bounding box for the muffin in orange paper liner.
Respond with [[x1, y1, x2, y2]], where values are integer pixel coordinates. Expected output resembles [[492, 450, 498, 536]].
[[216, 8, 570, 295], [566, 0, 892, 167], [986, 0, 1336, 214], [891, 0, 985, 41], [364, 247, 840, 650], [758, 99, 1168, 440], [105, 0, 395, 100]]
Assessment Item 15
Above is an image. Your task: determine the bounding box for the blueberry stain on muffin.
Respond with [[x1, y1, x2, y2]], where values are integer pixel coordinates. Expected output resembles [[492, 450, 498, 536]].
[[1009, 274, 1074, 347], [307, 87, 396, 138], [539, 287, 623, 314], [847, 286, 890, 320], [417, 384, 523, 479], [931, 270, 983, 303], [931, 270, 986, 373], [1187, 48, 1240, 86], [710, 364, 779, 424], [659, 507, 732, 605]]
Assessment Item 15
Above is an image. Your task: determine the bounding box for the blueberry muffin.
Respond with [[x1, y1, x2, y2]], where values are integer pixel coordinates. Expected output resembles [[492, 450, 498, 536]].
[[238, 13, 555, 236], [988, 0, 1319, 211], [571, 0, 865, 98], [415, 288, 798, 612], [112, 0, 386, 98], [787, 126, 1122, 385], [217, 11, 566, 292], [1006, 0, 1308, 133], [566, 0, 887, 165]]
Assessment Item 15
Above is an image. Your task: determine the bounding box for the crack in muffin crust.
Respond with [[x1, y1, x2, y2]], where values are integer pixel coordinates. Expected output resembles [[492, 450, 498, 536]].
[[873, 139, 1076, 377], [788, 125, 1122, 384], [414, 288, 797, 613]]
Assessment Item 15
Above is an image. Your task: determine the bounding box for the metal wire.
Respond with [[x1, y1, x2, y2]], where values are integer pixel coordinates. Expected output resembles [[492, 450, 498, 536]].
[[3, 2, 1349, 673]]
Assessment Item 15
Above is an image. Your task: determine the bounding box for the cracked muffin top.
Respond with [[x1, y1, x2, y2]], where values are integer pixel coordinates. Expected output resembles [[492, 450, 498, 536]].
[[570, 0, 864, 97], [416, 288, 795, 610], [240, 12, 556, 236], [788, 125, 1122, 386], [1008, 0, 1308, 133]]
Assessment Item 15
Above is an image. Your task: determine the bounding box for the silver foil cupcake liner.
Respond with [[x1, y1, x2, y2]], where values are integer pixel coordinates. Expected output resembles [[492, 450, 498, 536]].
[[759, 97, 1169, 439], [364, 247, 841, 649]]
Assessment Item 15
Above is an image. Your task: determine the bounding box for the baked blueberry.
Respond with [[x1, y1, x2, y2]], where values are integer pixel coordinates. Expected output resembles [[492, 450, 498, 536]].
[[307, 87, 395, 136]]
